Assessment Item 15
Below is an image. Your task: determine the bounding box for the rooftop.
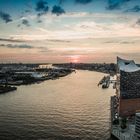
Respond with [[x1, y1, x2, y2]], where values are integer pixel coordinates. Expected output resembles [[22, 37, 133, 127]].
[[117, 57, 140, 72]]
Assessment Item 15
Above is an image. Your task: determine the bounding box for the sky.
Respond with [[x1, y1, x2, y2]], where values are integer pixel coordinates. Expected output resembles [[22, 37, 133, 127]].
[[0, 0, 140, 63]]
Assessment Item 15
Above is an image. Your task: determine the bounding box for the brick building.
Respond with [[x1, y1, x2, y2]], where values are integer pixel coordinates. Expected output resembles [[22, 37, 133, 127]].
[[117, 57, 140, 117]]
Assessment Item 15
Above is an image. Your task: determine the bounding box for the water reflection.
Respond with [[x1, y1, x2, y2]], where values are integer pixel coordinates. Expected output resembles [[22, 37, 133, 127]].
[[0, 70, 115, 140]]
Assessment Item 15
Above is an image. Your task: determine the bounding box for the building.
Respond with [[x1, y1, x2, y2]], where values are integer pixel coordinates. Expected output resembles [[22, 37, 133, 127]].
[[111, 57, 140, 140], [117, 57, 140, 117], [135, 113, 140, 139]]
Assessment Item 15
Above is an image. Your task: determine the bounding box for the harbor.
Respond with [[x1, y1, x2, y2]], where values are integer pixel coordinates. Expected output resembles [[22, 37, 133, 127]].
[[0, 58, 140, 140], [0, 62, 116, 94], [0, 0, 140, 139], [98, 75, 116, 89], [0, 64, 74, 94]]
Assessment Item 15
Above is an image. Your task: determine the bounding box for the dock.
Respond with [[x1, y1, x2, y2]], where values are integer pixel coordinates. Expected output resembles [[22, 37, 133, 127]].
[[98, 75, 111, 88]]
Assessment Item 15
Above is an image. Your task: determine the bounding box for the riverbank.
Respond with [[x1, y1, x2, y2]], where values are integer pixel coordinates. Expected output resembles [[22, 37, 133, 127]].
[[53, 63, 116, 75], [0, 85, 17, 94], [0, 67, 74, 93]]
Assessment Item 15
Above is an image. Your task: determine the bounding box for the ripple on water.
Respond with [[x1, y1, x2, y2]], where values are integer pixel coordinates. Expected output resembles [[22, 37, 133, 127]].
[[0, 71, 115, 140]]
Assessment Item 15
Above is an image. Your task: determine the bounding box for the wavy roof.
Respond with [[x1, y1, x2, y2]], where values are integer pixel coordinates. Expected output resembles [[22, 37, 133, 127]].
[[117, 57, 140, 72]]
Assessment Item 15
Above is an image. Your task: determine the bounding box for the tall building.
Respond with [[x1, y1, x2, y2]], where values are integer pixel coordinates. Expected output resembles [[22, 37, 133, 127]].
[[135, 113, 140, 139], [117, 57, 140, 117]]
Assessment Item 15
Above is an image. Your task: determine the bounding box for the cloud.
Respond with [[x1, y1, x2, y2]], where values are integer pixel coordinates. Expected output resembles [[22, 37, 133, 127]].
[[120, 41, 135, 44], [0, 38, 25, 43], [46, 39, 71, 43], [75, 0, 92, 4], [35, 0, 49, 16], [25, 10, 31, 13], [136, 19, 140, 25], [107, 0, 121, 10], [7, 12, 140, 40], [59, 0, 66, 4], [52, 5, 65, 16], [104, 40, 135, 44], [114, 52, 140, 60], [126, 5, 140, 12], [0, 44, 33, 49], [22, 19, 30, 27], [0, 11, 12, 23], [37, 19, 42, 23], [59, 0, 92, 4], [106, 0, 131, 10]]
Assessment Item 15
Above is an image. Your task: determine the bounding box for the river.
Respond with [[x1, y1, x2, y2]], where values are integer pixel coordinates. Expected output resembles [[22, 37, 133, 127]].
[[0, 70, 115, 140]]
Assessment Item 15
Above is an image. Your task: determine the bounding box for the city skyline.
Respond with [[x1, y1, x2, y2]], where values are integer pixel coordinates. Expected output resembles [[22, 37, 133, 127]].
[[0, 0, 140, 63]]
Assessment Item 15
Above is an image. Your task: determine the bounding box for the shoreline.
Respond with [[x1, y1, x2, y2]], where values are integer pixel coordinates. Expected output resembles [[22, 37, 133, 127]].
[[0, 85, 17, 94], [0, 68, 74, 94]]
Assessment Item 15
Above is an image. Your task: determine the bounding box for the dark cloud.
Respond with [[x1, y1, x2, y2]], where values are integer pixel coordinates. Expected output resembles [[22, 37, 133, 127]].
[[52, 5, 65, 16], [0, 11, 12, 23], [104, 40, 135, 44], [59, 0, 92, 4], [7, 44, 33, 49], [0, 44, 33, 49], [59, 0, 66, 4], [25, 10, 31, 13], [75, 0, 92, 4], [0, 38, 25, 43], [46, 39, 71, 43], [0, 43, 47, 51], [26, 2, 34, 9], [107, 0, 122, 10], [22, 19, 30, 27], [35, 0, 49, 16], [107, 0, 131, 10], [126, 5, 140, 12], [120, 41, 135, 44]]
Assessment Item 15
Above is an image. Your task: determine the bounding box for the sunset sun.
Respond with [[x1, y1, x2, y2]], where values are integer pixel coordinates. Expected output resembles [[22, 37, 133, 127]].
[[70, 55, 80, 63]]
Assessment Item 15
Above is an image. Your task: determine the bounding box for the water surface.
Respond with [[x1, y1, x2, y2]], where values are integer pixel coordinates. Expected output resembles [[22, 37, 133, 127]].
[[0, 70, 115, 140]]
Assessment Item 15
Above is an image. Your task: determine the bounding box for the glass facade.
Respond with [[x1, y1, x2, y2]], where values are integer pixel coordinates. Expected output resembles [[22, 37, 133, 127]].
[[120, 70, 140, 99]]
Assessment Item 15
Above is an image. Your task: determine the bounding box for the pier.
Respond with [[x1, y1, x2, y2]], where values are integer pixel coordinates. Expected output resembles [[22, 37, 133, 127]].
[[98, 75, 111, 88]]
